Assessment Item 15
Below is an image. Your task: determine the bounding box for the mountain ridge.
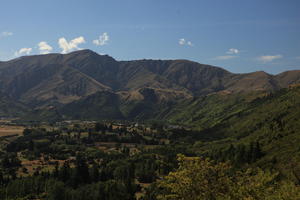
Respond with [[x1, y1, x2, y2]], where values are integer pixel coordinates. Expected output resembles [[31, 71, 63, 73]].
[[0, 49, 299, 119]]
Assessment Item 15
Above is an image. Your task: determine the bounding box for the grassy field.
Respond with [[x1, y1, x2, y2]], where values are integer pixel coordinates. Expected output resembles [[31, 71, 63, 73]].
[[0, 125, 24, 136]]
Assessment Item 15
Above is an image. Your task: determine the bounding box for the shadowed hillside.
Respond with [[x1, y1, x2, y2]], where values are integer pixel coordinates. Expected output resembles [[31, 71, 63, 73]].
[[0, 50, 299, 108], [0, 50, 299, 120]]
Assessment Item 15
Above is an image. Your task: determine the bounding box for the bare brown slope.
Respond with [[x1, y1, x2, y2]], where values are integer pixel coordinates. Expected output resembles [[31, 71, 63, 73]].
[[0, 52, 111, 106], [117, 59, 232, 97], [0, 49, 299, 109], [225, 71, 279, 92], [275, 70, 300, 87]]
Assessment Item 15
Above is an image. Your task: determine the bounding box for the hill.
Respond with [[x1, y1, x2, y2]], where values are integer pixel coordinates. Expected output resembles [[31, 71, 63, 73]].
[[178, 86, 300, 182], [0, 49, 299, 114], [0, 92, 28, 118]]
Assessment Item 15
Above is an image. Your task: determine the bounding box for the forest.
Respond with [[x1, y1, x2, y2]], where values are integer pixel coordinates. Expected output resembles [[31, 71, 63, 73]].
[[0, 86, 300, 199]]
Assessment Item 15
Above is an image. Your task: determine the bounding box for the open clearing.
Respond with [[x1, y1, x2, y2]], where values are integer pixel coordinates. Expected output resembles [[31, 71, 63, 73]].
[[0, 125, 24, 136]]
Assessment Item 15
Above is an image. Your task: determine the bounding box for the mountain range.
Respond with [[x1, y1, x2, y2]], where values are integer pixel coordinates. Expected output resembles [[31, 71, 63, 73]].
[[0, 49, 299, 120]]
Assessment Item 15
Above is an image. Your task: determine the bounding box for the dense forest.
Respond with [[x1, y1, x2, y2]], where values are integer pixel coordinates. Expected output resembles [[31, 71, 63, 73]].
[[0, 86, 299, 199]]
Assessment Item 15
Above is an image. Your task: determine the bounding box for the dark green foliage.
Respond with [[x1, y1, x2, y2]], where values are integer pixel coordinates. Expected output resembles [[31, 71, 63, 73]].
[[209, 141, 263, 166], [0, 86, 299, 199], [74, 154, 90, 185]]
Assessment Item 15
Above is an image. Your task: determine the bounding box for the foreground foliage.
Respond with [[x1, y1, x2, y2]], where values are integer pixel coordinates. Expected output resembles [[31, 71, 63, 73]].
[[0, 87, 299, 199], [157, 155, 300, 200]]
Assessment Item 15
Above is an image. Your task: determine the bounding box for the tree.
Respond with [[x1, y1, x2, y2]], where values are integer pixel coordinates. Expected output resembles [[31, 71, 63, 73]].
[[88, 129, 93, 140], [95, 122, 102, 132], [90, 162, 99, 182], [157, 154, 300, 200], [28, 140, 34, 151], [48, 181, 65, 200], [234, 144, 246, 166], [74, 154, 90, 185], [53, 161, 59, 178], [103, 180, 131, 200], [158, 154, 232, 200], [0, 171, 4, 185], [253, 141, 263, 160], [59, 161, 71, 182], [23, 128, 32, 136]]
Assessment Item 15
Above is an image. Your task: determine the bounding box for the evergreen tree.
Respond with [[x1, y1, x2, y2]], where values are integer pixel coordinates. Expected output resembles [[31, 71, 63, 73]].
[[59, 161, 71, 182], [90, 162, 99, 182], [48, 181, 65, 200], [74, 154, 90, 185]]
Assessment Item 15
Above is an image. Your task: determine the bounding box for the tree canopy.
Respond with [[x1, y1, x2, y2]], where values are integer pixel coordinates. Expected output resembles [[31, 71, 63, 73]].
[[157, 154, 300, 200]]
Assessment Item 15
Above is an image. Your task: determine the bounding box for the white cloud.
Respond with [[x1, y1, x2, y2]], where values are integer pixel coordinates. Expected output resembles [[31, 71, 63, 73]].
[[257, 55, 282, 63], [227, 48, 239, 54], [93, 32, 109, 46], [58, 36, 85, 53], [213, 55, 237, 60], [179, 38, 186, 45], [15, 48, 32, 57], [213, 48, 240, 60], [187, 41, 193, 46], [179, 38, 193, 46], [0, 31, 13, 38], [38, 41, 53, 54]]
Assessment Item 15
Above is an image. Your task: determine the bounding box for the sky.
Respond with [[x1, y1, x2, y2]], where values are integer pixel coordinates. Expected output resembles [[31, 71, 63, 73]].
[[0, 0, 299, 74]]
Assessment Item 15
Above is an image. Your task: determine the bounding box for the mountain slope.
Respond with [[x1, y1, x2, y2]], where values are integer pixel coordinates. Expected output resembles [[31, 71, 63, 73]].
[[130, 85, 299, 181], [60, 91, 124, 120], [0, 92, 28, 117], [0, 53, 111, 107], [0, 49, 299, 117], [202, 86, 300, 181]]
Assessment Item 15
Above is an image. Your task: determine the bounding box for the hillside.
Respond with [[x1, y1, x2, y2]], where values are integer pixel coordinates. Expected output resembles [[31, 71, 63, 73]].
[[61, 91, 124, 120], [0, 50, 299, 113], [182, 86, 300, 182], [0, 92, 28, 117], [0, 51, 300, 199]]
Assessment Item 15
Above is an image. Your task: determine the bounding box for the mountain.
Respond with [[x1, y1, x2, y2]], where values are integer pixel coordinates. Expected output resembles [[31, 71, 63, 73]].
[[0, 51, 111, 107], [0, 49, 299, 120], [61, 91, 124, 120], [1, 49, 299, 179], [0, 92, 28, 118], [187, 86, 300, 181]]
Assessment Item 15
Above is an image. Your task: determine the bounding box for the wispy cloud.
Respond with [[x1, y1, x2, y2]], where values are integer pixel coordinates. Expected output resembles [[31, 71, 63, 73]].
[[15, 48, 32, 57], [0, 31, 13, 38], [226, 48, 239, 54], [257, 55, 282, 63], [178, 38, 193, 46], [213, 48, 240, 60], [58, 36, 85, 53], [38, 41, 53, 54], [93, 32, 109, 46], [213, 55, 237, 60]]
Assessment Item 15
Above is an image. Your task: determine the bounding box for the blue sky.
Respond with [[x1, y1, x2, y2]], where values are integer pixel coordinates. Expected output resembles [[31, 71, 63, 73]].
[[0, 0, 299, 74]]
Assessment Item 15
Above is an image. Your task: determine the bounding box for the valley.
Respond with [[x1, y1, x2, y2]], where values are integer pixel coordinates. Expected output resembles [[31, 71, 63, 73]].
[[0, 51, 299, 199], [1, 1, 300, 199], [0, 83, 299, 199]]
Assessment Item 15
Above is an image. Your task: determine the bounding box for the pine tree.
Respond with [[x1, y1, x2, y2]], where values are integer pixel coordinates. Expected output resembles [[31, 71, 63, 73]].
[[75, 154, 90, 185], [59, 161, 71, 182], [90, 162, 99, 182]]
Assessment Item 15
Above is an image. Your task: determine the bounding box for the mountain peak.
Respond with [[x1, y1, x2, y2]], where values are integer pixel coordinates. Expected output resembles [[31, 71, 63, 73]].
[[64, 49, 116, 62], [67, 49, 98, 55]]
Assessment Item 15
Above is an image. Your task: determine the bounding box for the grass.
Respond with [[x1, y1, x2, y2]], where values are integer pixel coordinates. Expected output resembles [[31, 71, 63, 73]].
[[0, 125, 24, 137]]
